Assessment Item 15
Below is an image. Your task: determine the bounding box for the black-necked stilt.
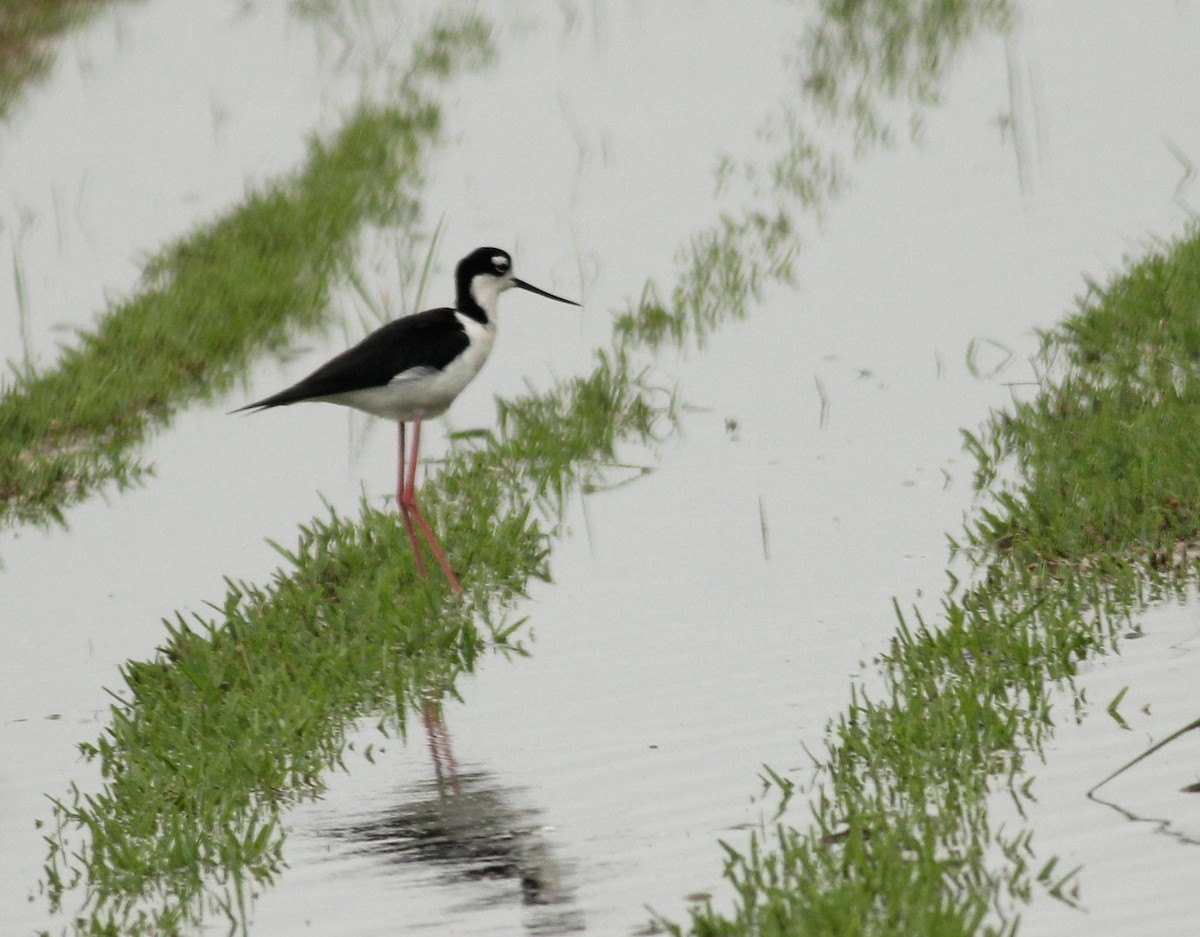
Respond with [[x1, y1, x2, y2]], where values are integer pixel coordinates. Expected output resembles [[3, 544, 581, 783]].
[[236, 246, 580, 592]]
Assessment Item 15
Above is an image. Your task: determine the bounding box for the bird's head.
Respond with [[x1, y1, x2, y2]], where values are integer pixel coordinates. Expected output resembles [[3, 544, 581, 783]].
[[456, 246, 580, 320]]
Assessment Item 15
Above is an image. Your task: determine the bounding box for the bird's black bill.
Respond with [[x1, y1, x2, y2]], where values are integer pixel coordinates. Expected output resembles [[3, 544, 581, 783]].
[[512, 277, 581, 306]]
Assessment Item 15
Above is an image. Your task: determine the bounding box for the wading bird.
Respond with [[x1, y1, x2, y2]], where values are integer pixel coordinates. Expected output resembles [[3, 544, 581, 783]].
[[235, 247, 580, 592]]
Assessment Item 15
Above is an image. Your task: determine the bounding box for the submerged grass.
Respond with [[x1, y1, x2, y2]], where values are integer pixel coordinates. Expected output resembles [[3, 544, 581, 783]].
[[0, 15, 493, 529]]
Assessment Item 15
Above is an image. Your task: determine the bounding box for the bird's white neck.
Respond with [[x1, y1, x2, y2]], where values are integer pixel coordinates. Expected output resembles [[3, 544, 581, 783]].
[[466, 273, 512, 324]]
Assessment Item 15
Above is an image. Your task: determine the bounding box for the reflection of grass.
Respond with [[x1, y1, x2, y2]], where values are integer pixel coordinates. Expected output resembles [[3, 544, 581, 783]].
[[0, 18, 491, 529]]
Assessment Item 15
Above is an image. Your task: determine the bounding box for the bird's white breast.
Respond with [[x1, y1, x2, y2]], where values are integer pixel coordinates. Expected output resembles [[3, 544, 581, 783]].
[[323, 313, 495, 422]]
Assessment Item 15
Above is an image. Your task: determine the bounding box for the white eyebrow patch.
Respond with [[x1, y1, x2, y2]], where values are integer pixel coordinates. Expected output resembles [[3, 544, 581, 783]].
[[492, 254, 509, 271]]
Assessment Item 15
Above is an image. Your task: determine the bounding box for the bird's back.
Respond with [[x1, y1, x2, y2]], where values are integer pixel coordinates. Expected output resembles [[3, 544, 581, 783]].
[[238, 308, 471, 410]]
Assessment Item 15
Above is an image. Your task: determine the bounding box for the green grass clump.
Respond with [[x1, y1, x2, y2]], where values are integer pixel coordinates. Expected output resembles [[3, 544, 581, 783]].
[[47, 504, 489, 933], [0, 15, 493, 529], [965, 238, 1200, 569]]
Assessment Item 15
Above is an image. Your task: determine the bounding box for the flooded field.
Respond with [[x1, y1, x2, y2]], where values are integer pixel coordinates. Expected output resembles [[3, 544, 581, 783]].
[[3, 2, 1200, 934]]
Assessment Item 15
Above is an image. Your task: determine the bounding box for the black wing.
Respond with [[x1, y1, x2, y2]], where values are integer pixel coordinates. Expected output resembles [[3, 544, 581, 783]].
[[236, 308, 469, 410]]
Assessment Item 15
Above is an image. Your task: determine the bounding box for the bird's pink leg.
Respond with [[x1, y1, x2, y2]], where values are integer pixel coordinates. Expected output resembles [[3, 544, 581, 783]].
[[399, 417, 463, 593], [397, 422, 426, 579]]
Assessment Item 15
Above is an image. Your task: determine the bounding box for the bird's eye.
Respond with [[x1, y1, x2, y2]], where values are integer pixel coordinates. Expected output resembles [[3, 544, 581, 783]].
[[492, 255, 509, 273]]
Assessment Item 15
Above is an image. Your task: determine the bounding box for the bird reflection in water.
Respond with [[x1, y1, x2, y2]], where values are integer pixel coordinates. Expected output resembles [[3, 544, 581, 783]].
[[322, 699, 585, 934]]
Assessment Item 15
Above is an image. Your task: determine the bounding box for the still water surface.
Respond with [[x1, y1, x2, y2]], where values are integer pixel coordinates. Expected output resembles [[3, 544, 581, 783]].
[[2, 1, 1199, 933]]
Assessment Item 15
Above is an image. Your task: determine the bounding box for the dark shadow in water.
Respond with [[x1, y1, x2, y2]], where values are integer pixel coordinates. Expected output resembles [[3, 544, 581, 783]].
[[320, 704, 586, 934]]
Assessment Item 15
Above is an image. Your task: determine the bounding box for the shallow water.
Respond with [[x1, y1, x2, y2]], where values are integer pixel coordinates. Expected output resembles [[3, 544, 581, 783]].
[[1004, 599, 1200, 937], [3, 1, 1200, 934]]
